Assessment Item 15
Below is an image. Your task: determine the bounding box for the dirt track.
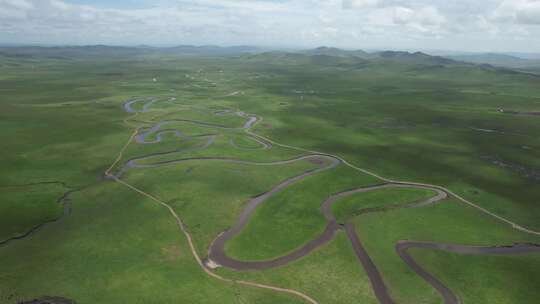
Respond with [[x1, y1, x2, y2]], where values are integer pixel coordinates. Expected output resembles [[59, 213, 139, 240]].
[[208, 183, 447, 271], [229, 136, 272, 150], [207, 180, 449, 304], [104, 99, 540, 304]]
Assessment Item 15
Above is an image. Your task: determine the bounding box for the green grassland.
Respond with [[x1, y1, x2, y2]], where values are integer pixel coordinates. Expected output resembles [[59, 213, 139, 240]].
[[0, 182, 304, 304], [219, 233, 380, 304], [331, 187, 436, 223], [243, 60, 540, 230], [0, 183, 68, 242], [353, 200, 540, 304], [409, 248, 540, 304], [1, 47, 539, 303], [225, 164, 379, 261], [121, 159, 319, 256], [220, 186, 443, 304]]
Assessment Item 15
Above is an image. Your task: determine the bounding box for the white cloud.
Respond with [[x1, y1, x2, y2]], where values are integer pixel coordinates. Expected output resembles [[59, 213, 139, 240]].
[[0, 0, 539, 51], [393, 6, 446, 27], [492, 0, 540, 24], [1, 0, 34, 10], [342, 0, 381, 9], [364, 5, 446, 35], [0, 0, 34, 20]]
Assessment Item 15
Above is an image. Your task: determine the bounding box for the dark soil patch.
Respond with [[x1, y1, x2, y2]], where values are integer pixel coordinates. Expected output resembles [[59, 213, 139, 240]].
[[19, 296, 75, 304]]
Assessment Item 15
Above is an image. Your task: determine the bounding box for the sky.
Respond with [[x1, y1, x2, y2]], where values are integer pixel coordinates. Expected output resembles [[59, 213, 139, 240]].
[[1, 0, 540, 52]]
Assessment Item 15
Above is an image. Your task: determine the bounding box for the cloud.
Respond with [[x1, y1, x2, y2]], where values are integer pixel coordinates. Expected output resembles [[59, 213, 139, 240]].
[[0, 0, 34, 20], [0, 0, 539, 51], [342, 0, 381, 9], [492, 0, 540, 24], [2, 0, 34, 10], [390, 6, 446, 28], [355, 4, 446, 35]]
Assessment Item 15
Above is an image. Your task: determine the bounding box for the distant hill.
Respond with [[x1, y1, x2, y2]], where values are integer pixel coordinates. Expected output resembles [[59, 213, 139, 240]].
[[160, 45, 261, 56], [239, 48, 540, 79], [0, 45, 149, 59], [0, 45, 262, 59], [304, 46, 371, 58], [301, 48, 460, 66], [2, 45, 536, 76], [446, 53, 540, 69], [374, 51, 457, 65], [241, 50, 372, 68], [302, 48, 540, 70]]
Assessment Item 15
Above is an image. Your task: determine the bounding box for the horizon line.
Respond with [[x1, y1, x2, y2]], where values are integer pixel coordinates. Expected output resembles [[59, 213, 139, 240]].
[[1, 43, 539, 55]]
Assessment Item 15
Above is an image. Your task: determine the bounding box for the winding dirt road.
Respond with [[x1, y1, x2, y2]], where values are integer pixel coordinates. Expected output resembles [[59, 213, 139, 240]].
[[229, 136, 272, 150], [208, 184, 447, 271], [104, 99, 540, 304], [207, 180, 449, 304], [208, 155, 340, 270]]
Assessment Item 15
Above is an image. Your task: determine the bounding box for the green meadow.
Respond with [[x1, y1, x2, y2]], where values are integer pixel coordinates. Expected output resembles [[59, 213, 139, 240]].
[[1, 47, 539, 303]]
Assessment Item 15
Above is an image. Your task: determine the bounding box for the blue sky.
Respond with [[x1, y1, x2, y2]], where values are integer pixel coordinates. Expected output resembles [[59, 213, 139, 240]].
[[1, 0, 540, 52], [66, 0, 156, 9], [67, 0, 142, 8]]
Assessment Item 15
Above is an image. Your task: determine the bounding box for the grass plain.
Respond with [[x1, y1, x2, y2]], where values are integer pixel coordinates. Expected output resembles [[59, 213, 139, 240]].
[[1, 47, 539, 304]]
